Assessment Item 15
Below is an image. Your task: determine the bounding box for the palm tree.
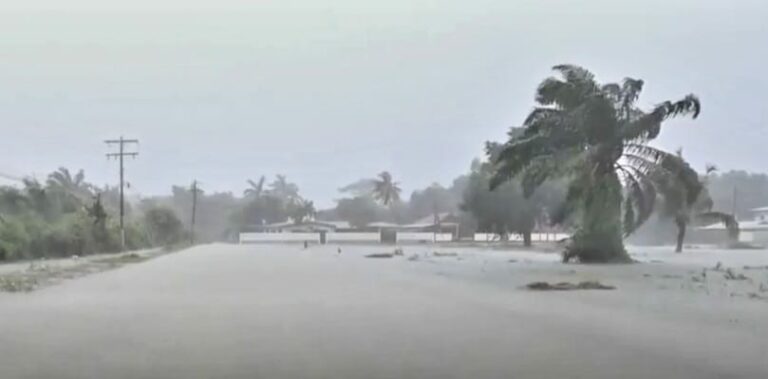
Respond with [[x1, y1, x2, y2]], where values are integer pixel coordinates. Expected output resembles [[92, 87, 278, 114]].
[[698, 211, 740, 245], [269, 175, 300, 202], [490, 65, 701, 262], [372, 171, 401, 206], [46, 167, 92, 199], [656, 161, 713, 252], [244, 176, 266, 198], [659, 163, 741, 251]]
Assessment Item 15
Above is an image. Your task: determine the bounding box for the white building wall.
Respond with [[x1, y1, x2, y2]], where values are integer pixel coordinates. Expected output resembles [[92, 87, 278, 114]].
[[239, 232, 320, 243], [397, 232, 453, 243], [326, 233, 381, 243]]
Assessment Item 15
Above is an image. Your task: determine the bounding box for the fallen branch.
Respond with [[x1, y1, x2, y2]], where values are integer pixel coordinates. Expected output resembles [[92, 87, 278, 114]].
[[526, 281, 616, 291]]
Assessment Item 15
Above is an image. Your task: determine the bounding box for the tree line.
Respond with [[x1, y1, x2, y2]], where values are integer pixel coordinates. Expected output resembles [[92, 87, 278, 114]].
[[0, 168, 185, 261], [4, 65, 766, 263]]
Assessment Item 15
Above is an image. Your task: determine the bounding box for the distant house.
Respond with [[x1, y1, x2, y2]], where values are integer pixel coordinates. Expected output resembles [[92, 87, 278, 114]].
[[361, 212, 460, 234], [244, 220, 355, 233], [751, 207, 768, 223], [694, 206, 768, 244]]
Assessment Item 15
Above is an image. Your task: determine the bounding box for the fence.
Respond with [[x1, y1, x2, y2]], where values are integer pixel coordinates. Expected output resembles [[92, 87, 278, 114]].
[[325, 232, 381, 243], [396, 232, 454, 243], [473, 233, 570, 242], [239, 232, 321, 243]]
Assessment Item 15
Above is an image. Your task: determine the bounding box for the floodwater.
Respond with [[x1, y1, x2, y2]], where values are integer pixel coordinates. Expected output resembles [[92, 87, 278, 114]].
[[0, 243, 766, 378]]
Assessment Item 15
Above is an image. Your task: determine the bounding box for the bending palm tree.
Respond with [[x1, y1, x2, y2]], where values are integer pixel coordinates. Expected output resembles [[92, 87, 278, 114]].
[[490, 65, 701, 262], [372, 171, 401, 206], [656, 162, 722, 252]]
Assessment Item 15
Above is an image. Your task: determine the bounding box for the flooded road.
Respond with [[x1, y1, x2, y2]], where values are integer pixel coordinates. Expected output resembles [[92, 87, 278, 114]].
[[1, 244, 766, 379]]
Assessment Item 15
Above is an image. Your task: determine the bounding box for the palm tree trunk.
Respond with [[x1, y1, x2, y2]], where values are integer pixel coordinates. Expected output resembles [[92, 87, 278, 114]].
[[675, 217, 686, 253], [565, 172, 630, 263], [522, 230, 532, 247]]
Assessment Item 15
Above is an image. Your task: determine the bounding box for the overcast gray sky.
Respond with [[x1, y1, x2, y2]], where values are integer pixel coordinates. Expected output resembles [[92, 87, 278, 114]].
[[0, 0, 765, 207]]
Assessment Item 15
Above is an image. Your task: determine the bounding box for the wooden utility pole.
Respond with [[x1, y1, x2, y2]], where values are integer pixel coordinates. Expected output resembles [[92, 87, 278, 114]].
[[105, 137, 139, 251], [190, 180, 201, 244]]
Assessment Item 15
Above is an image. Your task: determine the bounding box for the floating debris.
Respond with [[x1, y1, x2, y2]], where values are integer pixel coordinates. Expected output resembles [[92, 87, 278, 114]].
[[723, 268, 748, 281], [433, 252, 458, 257], [365, 253, 394, 259], [526, 281, 616, 291]]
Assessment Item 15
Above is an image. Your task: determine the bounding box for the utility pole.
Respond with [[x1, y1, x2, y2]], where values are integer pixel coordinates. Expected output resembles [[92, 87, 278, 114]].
[[105, 137, 139, 251], [190, 180, 201, 244]]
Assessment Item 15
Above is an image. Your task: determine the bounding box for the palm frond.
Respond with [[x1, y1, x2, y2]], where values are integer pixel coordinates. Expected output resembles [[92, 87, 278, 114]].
[[601, 83, 621, 102], [536, 65, 599, 109], [697, 211, 739, 240], [620, 78, 644, 112], [616, 165, 656, 236], [622, 94, 700, 140]]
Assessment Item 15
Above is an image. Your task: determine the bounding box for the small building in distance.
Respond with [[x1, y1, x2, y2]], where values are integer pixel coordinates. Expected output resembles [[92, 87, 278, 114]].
[[243, 220, 356, 233], [693, 206, 768, 245]]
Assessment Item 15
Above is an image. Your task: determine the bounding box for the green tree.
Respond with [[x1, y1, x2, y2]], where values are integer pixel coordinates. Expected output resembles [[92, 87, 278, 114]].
[[490, 65, 700, 262], [143, 207, 185, 246], [268, 175, 300, 203], [335, 196, 379, 228], [463, 157, 564, 246], [372, 171, 401, 206], [289, 199, 316, 224]]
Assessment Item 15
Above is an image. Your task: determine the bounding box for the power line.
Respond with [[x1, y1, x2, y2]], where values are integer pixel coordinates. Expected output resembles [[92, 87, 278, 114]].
[[105, 137, 139, 251]]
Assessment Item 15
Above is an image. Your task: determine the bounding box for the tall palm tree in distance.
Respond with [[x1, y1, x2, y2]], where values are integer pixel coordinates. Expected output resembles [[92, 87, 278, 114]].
[[46, 167, 92, 199], [269, 174, 300, 202], [490, 65, 701, 262], [244, 176, 266, 198], [372, 171, 401, 206]]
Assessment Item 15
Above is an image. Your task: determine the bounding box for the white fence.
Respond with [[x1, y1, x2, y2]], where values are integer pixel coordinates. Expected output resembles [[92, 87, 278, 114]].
[[396, 232, 454, 243], [326, 232, 381, 243], [473, 233, 570, 242], [239, 232, 320, 243]]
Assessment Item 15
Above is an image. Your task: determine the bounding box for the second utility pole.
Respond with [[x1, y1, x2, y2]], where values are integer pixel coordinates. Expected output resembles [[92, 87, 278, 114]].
[[105, 136, 139, 251], [190, 180, 201, 244]]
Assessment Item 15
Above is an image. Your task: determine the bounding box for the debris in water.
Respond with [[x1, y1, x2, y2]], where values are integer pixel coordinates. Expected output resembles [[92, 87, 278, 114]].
[[365, 253, 394, 259], [723, 268, 748, 281], [526, 281, 616, 291], [433, 252, 458, 257]]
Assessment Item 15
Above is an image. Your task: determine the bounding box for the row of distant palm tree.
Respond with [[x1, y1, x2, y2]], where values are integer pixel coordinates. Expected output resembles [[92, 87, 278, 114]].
[[243, 174, 313, 224]]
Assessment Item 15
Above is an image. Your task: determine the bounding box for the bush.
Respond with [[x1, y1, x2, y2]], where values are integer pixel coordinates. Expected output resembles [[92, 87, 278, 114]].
[[142, 207, 185, 247]]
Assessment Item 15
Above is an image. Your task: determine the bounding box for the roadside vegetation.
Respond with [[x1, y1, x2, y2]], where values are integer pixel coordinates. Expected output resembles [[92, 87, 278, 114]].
[[0, 168, 186, 262]]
